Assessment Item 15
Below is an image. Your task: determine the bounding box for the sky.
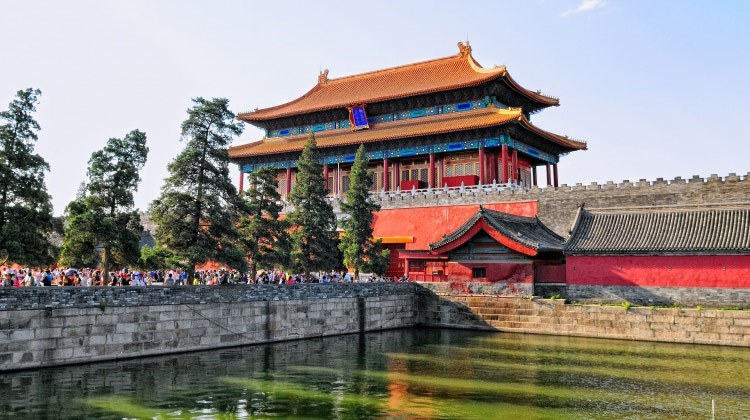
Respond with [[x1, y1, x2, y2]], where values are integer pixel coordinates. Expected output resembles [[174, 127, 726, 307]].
[[1, 0, 749, 215]]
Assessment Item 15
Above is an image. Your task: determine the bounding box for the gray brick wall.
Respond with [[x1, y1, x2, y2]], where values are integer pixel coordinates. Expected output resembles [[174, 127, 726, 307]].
[[555, 285, 750, 308]]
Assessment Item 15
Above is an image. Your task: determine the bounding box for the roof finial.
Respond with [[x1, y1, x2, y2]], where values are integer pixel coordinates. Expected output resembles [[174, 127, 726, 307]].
[[318, 68, 329, 84], [457, 41, 472, 58]]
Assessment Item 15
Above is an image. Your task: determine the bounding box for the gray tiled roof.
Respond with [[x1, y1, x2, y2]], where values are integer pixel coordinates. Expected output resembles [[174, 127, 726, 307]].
[[429, 207, 565, 253], [565, 207, 750, 255]]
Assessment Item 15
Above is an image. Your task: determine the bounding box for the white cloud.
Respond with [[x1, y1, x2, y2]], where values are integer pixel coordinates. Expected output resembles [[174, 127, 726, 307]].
[[561, 0, 606, 17]]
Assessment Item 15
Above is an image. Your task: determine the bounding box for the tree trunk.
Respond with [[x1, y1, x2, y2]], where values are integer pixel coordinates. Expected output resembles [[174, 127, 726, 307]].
[[354, 268, 359, 282], [103, 245, 111, 285], [250, 261, 257, 285], [187, 266, 195, 285]]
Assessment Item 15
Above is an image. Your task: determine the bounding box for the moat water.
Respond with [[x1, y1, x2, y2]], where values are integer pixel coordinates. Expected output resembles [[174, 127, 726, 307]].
[[2, 328, 749, 419]]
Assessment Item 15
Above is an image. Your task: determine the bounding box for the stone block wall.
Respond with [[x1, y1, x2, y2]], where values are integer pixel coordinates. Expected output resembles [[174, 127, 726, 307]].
[[0, 284, 420, 371], [373, 173, 750, 236], [433, 295, 750, 347], [563, 285, 750, 308], [418, 281, 533, 297], [4, 284, 750, 372]]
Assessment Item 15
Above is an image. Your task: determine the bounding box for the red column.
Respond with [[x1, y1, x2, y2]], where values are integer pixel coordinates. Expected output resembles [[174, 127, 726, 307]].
[[238, 171, 244, 192], [323, 164, 329, 192], [428, 153, 435, 188], [383, 158, 389, 191], [487, 151, 497, 182], [285, 168, 292, 197], [439, 155, 444, 187], [333, 166, 339, 196], [501, 145, 508, 183], [393, 161, 401, 191], [532, 166, 538, 187], [546, 162, 552, 186], [478, 147, 485, 184], [553, 163, 559, 189], [511, 148, 518, 183]]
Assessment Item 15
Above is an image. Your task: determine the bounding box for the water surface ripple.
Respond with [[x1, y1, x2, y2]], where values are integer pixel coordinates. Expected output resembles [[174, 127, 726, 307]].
[[1, 328, 748, 419]]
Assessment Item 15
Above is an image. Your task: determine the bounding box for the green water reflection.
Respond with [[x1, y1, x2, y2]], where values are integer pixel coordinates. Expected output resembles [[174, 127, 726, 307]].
[[1, 328, 748, 419]]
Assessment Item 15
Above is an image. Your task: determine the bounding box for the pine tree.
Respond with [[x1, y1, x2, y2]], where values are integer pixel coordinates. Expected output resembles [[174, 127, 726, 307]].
[[288, 134, 339, 277], [59, 130, 149, 281], [339, 145, 390, 279], [237, 166, 291, 281], [150, 97, 245, 279], [0, 88, 56, 266]]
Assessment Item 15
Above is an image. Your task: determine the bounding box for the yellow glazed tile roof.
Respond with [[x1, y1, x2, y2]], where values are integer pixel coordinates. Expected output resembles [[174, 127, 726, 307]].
[[239, 42, 558, 122]]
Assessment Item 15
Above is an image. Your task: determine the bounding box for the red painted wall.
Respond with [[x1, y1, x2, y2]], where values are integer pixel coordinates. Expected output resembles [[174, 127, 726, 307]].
[[383, 244, 405, 277], [445, 262, 533, 284], [372, 201, 538, 250], [535, 264, 566, 283], [567, 255, 750, 288]]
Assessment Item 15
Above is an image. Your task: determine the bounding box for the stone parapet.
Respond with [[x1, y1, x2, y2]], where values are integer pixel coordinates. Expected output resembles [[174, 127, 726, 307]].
[[0, 283, 419, 311]]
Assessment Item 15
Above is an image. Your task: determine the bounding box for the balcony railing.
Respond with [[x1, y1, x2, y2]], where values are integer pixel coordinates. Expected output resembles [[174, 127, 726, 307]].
[[279, 182, 526, 213]]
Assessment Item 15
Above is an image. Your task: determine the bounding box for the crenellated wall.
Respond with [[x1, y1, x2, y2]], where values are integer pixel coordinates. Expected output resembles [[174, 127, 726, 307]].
[[372, 172, 750, 236]]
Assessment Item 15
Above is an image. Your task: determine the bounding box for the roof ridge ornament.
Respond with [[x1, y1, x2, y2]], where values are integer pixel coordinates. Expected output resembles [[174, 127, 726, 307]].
[[457, 41, 472, 58], [318, 69, 329, 85]]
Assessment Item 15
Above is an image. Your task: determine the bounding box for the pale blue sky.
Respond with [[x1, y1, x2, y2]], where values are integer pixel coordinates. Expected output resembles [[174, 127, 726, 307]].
[[1, 0, 748, 215]]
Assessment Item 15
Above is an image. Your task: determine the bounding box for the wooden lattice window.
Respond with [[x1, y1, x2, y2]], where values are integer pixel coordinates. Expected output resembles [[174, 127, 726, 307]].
[[342, 175, 350, 193]]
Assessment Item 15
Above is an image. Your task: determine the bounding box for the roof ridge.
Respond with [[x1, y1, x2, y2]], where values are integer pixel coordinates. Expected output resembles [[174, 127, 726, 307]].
[[325, 53, 467, 84], [587, 203, 750, 214]]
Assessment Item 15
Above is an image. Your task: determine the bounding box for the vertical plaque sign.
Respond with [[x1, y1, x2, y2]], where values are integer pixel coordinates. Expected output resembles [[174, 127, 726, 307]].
[[348, 104, 369, 130]]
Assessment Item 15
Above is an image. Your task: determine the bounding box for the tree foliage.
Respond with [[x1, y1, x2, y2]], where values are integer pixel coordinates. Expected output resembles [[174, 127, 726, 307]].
[[237, 166, 291, 281], [150, 97, 245, 277], [287, 134, 339, 276], [59, 130, 149, 278], [139, 245, 181, 270], [0, 88, 56, 266], [339, 145, 390, 278]]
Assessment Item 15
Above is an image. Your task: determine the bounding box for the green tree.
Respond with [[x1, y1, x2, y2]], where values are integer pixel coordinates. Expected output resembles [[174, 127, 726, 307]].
[[287, 134, 339, 277], [0, 88, 56, 266], [238, 166, 291, 281], [139, 245, 181, 270], [150, 97, 245, 280], [58, 199, 98, 268], [59, 130, 149, 280], [339, 145, 390, 279]]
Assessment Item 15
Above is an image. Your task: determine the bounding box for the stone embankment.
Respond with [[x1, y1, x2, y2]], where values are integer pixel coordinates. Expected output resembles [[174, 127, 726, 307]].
[[2, 284, 749, 372], [0, 284, 422, 372], [439, 295, 750, 347]]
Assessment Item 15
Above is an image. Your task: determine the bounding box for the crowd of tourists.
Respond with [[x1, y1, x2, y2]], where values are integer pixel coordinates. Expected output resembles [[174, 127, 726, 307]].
[[0, 266, 406, 287]]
